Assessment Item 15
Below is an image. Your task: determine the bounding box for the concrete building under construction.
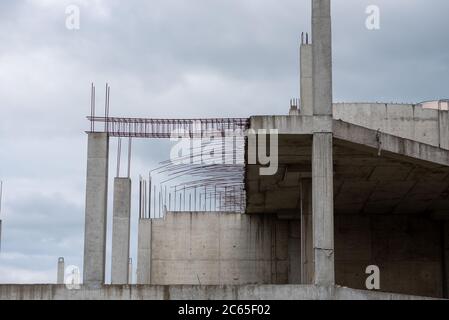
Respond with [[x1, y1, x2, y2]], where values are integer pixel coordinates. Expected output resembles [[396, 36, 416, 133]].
[[1, 0, 449, 300]]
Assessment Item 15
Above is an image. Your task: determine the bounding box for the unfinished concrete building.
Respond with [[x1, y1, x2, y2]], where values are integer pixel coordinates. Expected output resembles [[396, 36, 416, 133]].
[[1, 0, 448, 300], [81, 0, 449, 299]]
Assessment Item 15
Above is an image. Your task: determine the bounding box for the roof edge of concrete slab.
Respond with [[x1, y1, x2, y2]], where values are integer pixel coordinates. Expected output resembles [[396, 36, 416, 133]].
[[334, 120, 449, 167], [250, 116, 314, 134], [249, 116, 449, 167], [0, 284, 442, 300]]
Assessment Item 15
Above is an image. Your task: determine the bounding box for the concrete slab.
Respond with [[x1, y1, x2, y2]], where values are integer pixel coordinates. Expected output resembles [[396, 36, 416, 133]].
[[0, 284, 440, 300]]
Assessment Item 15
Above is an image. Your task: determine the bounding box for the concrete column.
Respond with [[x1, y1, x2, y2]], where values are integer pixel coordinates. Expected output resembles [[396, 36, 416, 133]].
[[83, 132, 109, 286], [312, 134, 335, 285], [111, 178, 131, 285], [288, 220, 301, 284], [311, 0, 335, 286], [300, 44, 313, 116], [443, 222, 449, 299], [128, 258, 133, 284], [312, 0, 333, 116], [57, 257, 65, 284], [300, 178, 314, 284], [137, 219, 152, 284]]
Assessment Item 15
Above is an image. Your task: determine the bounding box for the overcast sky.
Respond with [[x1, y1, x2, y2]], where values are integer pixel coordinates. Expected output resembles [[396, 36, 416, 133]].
[[0, 0, 448, 283]]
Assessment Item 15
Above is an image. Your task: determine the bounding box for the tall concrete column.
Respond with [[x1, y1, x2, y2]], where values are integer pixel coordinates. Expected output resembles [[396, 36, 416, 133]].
[[57, 257, 65, 284], [300, 43, 313, 116], [288, 220, 301, 284], [300, 178, 314, 284], [111, 177, 131, 284], [311, 0, 335, 285], [312, 0, 333, 116], [312, 134, 334, 285], [83, 132, 109, 286], [137, 219, 152, 284]]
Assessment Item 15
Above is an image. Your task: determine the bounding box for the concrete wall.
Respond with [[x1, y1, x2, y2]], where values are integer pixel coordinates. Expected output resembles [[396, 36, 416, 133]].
[[137, 212, 446, 297], [335, 214, 445, 298], [333, 103, 449, 149], [0, 284, 437, 300], [137, 212, 301, 285]]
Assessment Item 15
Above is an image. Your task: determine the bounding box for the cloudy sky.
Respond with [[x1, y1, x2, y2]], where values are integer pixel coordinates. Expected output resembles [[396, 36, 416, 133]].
[[0, 0, 448, 283]]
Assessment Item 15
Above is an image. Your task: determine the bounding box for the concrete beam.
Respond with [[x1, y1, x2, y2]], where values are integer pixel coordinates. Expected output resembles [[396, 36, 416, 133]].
[[300, 179, 314, 284], [111, 178, 131, 285], [83, 132, 109, 287], [137, 219, 152, 284], [250, 116, 314, 134]]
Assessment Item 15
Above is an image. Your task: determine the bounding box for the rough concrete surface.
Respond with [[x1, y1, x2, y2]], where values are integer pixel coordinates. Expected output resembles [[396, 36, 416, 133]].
[[0, 285, 439, 300], [137, 212, 296, 285], [83, 132, 109, 286]]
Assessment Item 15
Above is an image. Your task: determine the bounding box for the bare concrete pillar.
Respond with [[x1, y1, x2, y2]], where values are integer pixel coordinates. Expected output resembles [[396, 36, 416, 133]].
[[128, 258, 133, 284], [443, 222, 449, 299], [83, 132, 109, 286], [300, 178, 314, 284], [312, 0, 333, 116], [57, 257, 65, 284], [312, 134, 334, 285], [311, 0, 335, 286], [300, 44, 313, 116], [111, 177, 131, 284], [137, 219, 152, 284], [288, 220, 301, 284]]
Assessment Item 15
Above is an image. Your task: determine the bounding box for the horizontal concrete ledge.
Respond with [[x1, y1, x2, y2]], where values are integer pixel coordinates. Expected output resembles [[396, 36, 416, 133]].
[[334, 120, 449, 167], [250, 116, 314, 134], [249, 116, 449, 167], [0, 285, 440, 300]]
